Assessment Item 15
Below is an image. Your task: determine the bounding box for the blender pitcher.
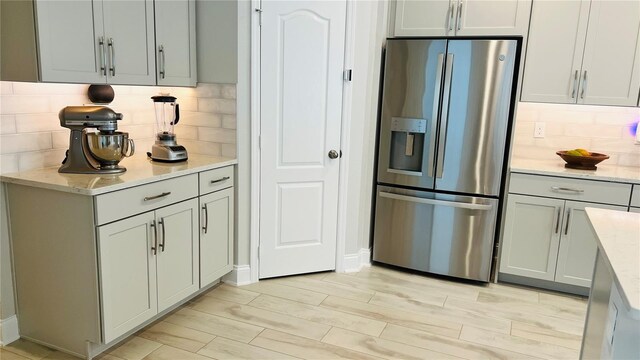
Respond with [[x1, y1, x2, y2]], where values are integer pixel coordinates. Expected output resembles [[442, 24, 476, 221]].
[[148, 95, 188, 162], [152, 95, 180, 138]]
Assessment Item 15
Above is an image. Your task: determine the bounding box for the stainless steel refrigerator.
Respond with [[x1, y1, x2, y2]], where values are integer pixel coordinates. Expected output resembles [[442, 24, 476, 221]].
[[373, 39, 518, 282]]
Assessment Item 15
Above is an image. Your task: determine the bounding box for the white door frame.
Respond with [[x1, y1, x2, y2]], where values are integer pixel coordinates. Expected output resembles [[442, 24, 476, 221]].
[[249, 0, 356, 283]]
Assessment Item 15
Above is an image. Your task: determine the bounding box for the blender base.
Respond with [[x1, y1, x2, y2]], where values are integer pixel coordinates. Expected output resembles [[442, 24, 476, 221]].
[[148, 144, 188, 162]]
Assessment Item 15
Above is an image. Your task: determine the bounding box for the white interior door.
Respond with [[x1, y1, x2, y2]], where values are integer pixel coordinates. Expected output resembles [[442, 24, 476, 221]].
[[259, 0, 346, 279]]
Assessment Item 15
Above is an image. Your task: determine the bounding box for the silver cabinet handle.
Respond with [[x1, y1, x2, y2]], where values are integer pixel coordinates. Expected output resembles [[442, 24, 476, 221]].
[[210, 176, 230, 184], [550, 186, 584, 194], [448, 2, 455, 31], [580, 70, 587, 99], [328, 150, 339, 159], [150, 220, 158, 255], [436, 53, 454, 179], [202, 203, 209, 234], [143, 192, 171, 201], [98, 37, 107, 76], [564, 208, 571, 235], [571, 70, 578, 99], [457, 0, 463, 31], [379, 191, 493, 211], [158, 45, 165, 79], [428, 53, 445, 178], [555, 207, 561, 234], [159, 218, 166, 252], [107, 38, 115, 76]]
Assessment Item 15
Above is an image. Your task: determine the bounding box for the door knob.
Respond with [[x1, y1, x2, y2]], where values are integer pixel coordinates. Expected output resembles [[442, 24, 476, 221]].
[[328, 150, 339, 159]]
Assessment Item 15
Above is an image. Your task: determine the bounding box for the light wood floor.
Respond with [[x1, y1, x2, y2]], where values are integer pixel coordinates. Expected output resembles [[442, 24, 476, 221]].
[[1, 265, 588, 360]]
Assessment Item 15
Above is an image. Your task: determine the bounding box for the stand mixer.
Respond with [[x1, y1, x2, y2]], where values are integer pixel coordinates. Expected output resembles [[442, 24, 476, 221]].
[[59, 106, 134, 174]]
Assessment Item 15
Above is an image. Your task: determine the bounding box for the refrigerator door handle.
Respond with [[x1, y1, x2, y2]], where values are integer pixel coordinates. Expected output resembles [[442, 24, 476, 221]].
[[436, 53, 454, 179], [379, 191, 493, 211], [427, 53, 445, 178]]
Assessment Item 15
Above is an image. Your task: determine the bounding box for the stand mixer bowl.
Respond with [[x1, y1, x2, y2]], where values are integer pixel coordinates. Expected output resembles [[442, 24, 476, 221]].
[[86, 132, 135, 168]]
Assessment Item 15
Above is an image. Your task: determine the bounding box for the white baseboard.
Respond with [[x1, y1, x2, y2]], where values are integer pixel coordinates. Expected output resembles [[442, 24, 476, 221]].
[[0, 315, 19, 346], [343, 248, 371, 273], [222, 265, 253, 286]]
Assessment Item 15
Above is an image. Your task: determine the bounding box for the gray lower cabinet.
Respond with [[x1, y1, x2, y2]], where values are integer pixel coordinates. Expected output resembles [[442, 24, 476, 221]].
[[554, 201, 626, 287], [98, 212, 158, 344], [200, 187, 234, 287], [501, 195, 627, 288], [5, 165, 235, 358], [500, 172, 633, 292], [98, 198, 199, 343], [500, 194, 563, 281]]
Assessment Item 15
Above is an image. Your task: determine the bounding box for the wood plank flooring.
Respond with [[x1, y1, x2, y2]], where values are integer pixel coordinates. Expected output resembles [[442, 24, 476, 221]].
[[1, 266, 588, 359]]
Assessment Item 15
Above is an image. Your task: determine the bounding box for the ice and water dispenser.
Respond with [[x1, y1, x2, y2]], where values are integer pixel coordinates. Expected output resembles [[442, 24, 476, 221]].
[[388, 117, 428, 175]]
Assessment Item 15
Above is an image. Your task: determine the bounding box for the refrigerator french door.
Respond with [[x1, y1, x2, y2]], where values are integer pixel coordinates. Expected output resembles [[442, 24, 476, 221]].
[[373, 39, 517, 282]]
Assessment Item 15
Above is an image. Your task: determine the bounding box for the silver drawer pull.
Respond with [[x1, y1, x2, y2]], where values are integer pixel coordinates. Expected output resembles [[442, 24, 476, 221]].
[[550, 186, 584, 194], [379, 191, 492, 211], [210, 176, 230, 184], [143, 192, 171, 201]]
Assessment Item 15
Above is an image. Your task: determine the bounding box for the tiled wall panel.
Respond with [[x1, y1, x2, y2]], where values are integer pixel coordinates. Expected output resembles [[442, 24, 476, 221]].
[[0, 82, 236, 173], [512, 102, 640, 168]]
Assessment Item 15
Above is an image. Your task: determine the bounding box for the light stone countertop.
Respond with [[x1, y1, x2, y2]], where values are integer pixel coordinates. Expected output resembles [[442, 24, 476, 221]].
[[586, 208, 640, 319], [510, 157, 640, 184], [0, 153, 237, 196]]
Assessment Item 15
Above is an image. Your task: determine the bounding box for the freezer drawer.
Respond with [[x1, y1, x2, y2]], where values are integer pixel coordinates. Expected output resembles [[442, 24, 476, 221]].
[[373, 186, 499, 282]]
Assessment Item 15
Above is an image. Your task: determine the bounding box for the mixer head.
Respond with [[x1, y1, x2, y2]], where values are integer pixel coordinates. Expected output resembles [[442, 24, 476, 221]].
[[59, 106, 123, 132]]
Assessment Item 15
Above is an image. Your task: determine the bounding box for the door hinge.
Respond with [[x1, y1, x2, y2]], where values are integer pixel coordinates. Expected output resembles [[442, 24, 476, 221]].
[[257, 245, 260, 260], [344, 69, 353, 82], [258, 135, 261, 149], [255, 7, 263, 27]]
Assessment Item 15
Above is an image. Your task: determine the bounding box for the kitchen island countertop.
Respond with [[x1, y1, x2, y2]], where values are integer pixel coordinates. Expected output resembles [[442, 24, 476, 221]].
[[0, 153, 237, 195], [510, 157, 640, 184], [586, 208, 640, 318]]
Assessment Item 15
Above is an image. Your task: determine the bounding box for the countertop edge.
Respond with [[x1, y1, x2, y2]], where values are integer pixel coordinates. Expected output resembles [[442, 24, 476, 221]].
[[510, 167, 640, 185], [509, 158, 640, 185], [1, 158, 238, 196], [586, 208, 640, 320]]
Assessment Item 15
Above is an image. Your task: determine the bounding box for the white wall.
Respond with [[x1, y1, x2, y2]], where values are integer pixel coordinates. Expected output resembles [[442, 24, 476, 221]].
[[513, 102, 640, 167]]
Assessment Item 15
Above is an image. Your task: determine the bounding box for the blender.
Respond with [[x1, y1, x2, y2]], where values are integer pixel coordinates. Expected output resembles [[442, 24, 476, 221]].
[[148, 95, 188, 162]]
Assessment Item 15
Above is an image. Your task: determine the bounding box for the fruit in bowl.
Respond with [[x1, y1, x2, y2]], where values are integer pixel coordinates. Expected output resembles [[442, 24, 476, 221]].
[[556, 148, 610, 170]]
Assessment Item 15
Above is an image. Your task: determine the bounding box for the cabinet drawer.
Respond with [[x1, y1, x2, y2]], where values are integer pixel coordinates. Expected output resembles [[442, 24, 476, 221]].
[[95, 174, 198, 225], [199, 166, 234, 195], [509, 173, 632, 206], [631, 185, 640, 208]]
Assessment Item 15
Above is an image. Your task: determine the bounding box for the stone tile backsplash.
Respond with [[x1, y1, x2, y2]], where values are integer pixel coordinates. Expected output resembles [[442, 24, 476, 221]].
[[0, 81, 236, 174], [512, 102, 640, 168]]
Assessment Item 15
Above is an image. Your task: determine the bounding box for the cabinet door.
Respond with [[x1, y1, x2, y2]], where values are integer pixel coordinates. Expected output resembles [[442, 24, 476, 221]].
[[455, 0, 531, 36], [155, 0, 197, 87], [500, 194, 564, 281], [97, 212, 157, 343], [102, 0, 156, 85], [200, 188, 234, 288], [394, 0, 454, 37], [34, 0, 107, 84], [521, 0, 590, 103], [555, 201, 627, 288], [155, 199, 199, 312], [578, 0, 640, 106]]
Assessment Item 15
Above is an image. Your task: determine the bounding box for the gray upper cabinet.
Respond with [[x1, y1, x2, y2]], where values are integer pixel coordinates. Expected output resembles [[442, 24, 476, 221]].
[[155, 0, 197, 87], [522, 0, 640, 106], [102, 0, 156, 86], [394, 0, 531, 37], [1, 0, 198, 87], [35, 0, 107, 84]]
